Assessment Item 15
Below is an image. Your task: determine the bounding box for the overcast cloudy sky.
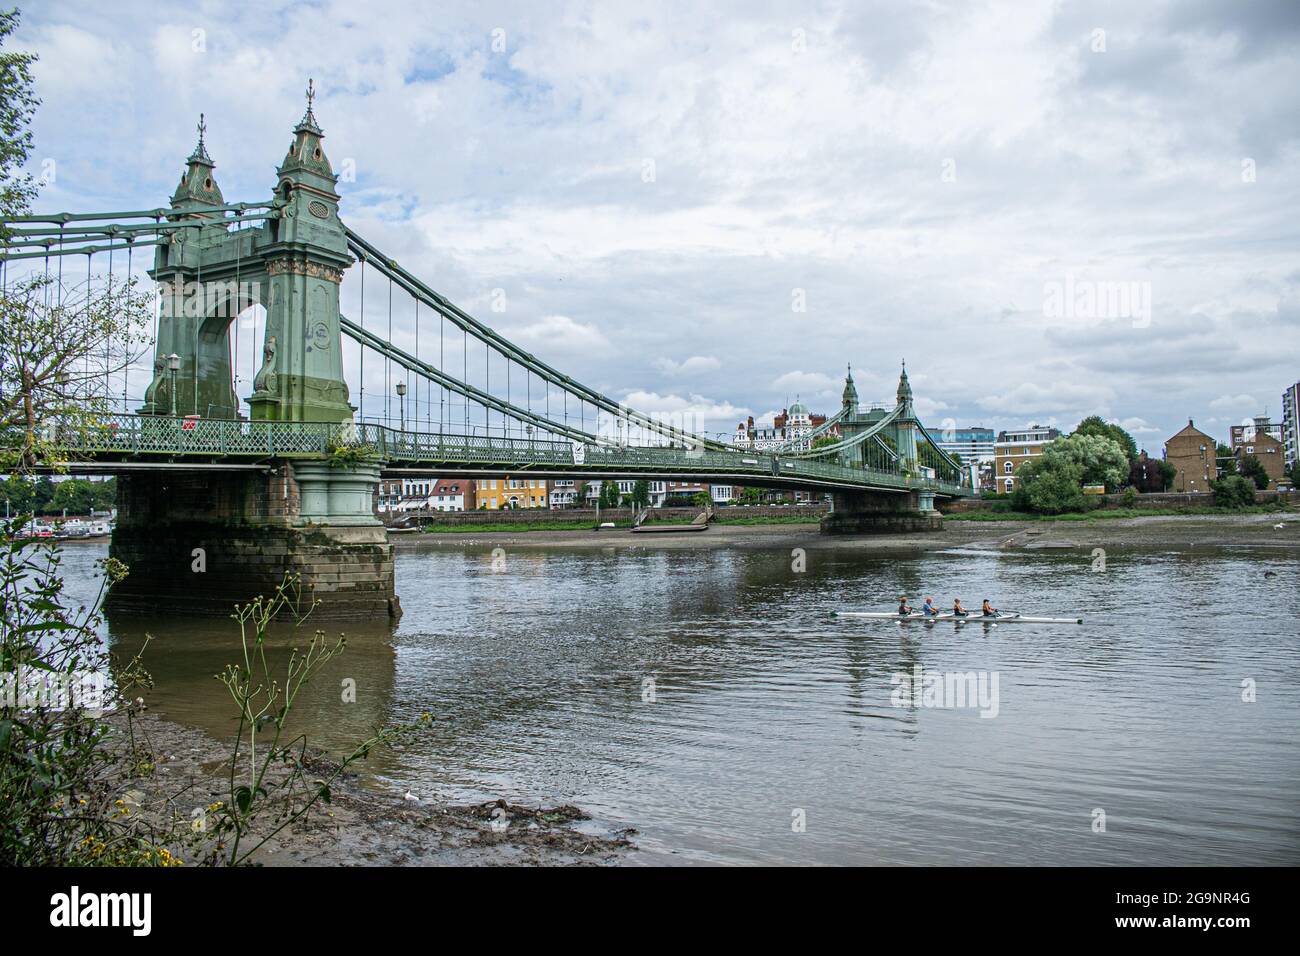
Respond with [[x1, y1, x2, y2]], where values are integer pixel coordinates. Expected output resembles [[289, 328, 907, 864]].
[[17, 0, 1300, 447]]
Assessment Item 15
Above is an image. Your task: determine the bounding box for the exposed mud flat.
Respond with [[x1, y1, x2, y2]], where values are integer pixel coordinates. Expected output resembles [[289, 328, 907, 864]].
[[398, 512, 1300, 554], [105, 714, 634, 866]]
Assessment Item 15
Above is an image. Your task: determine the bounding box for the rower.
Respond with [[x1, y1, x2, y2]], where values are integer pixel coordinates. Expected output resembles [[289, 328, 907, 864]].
[[952, 598, 969, 617], [922, 597, 939, 617], [981, 599, 998, 617], [898, 595, 913, 616]]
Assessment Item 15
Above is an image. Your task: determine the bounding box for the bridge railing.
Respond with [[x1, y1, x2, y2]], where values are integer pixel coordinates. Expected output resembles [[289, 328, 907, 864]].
[[43, 414, 969, 494], [47, 414, 346, 457], [374, 428, 577, 464]]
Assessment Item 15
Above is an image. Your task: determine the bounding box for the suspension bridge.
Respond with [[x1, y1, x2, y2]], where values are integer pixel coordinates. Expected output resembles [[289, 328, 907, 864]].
[[2, 87, 972, 618]]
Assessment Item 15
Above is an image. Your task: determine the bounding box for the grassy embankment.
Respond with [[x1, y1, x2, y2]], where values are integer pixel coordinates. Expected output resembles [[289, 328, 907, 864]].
[[418, 519, 612, 533]]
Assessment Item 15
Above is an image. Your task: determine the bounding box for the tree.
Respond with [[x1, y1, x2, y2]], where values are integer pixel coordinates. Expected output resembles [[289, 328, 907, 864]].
[[1288, 461, 1300, 487], [0, 276, 153, 472], [0, 15, 151, 473], [41, 477, 115, 516], [1039, 432, 1129, 491], [599, 480, 620, 508], [1236, 454, 1270, 490], [1158, 460, 1177, 492], [1011, 459, 1087, 514], [631, 479, 650, 508], [1210, 474, 1255, 509], [0, 9, 39, 229], [691, 490, 711, 508], [811, 435, 840, 450], [1073, 415, 1137, 463], [0, 473, 34, 514], [1214, 443, 1234, 478]]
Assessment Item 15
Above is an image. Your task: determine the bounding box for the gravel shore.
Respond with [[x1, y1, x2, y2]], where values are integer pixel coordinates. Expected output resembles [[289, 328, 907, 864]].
[[397, 511, 1300, 554], [106, 714, 633, 866]]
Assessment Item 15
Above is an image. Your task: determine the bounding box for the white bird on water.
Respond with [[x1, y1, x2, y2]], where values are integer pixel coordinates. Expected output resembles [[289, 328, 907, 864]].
[[1275, 522, 1287, 530], [403, 791, 420, 803]]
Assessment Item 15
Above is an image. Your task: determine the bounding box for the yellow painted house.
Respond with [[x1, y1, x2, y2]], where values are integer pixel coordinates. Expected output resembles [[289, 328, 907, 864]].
[[474, 476, 549, 509]]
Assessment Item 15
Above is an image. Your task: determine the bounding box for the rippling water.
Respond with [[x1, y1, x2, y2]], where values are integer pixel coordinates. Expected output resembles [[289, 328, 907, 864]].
[[61, 537, 1300, 865]]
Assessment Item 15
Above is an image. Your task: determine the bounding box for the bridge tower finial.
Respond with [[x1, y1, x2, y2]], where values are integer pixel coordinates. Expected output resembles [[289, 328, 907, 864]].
[[896, 359, 913, 407], [301, 77, 320, 131], [841, 362, 859, 413], [250, 77, 351, 424], [171, 112, 223, 209]]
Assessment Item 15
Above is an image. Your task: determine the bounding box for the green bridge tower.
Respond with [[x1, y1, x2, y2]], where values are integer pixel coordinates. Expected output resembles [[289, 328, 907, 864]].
[[109, 87, 397, 621]]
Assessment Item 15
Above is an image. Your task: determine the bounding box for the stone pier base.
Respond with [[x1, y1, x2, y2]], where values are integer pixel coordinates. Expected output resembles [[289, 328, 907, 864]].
[[105, 462, 399, 620], [819, 489, 944, 536]]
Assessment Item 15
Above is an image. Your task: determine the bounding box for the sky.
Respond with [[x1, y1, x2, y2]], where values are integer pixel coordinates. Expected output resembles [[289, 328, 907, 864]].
[[15, 0, 1300, 448]]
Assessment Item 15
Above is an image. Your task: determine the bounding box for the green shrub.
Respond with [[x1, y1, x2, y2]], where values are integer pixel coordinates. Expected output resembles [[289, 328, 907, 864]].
[[1010, 460, 1087, 515], [1210, 475, 1256, 509]]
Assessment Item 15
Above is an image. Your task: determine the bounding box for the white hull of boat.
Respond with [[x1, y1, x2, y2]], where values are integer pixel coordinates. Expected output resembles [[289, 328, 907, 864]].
[[833, 611, 1083, 624]]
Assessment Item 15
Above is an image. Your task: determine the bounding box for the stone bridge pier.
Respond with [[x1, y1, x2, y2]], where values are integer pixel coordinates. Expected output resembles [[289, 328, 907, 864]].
[[105, 462, 400, 620], [820, 488, 943, 535]]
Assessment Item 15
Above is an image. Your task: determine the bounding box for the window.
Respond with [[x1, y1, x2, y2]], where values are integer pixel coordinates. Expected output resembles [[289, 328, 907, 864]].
[[1004, 461, 1013, 474], [1005, 478, 1014, 492]]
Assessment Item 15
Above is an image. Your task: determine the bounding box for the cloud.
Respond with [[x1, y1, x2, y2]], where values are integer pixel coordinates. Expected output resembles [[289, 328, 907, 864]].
[[772, 371, 837, 395], [501, 314, 612, 355], [1117, 416, 1164, 435], [654, 355, 721, 376], [914, 397, 951, 419], [14, 1, 1300, 445], [977, 382, 1116, 416], [620, 390, 749, 431], [1208, 394, 1258, 411]]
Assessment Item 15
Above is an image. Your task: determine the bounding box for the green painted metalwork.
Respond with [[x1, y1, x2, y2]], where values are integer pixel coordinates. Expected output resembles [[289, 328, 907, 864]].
[[135, 92, 353, 424], [340, 314, 603, 445], [3, 200, 281, 225], [345, 229, 731, 452], [0, 94, 976, 501], [40, 413, 968, 496]]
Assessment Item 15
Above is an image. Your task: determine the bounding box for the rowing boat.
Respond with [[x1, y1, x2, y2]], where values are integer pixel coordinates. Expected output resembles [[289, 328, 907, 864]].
[[832, 611, 1083, 624]]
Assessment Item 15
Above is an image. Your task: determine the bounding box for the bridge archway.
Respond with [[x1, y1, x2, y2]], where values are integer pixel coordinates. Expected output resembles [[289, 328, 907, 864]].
[[191, 286, 267, 419]]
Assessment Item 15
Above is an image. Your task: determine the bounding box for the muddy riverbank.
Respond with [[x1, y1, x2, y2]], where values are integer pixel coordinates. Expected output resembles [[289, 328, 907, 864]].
[[399, 511, 1300, 553], [104, 713, 633, 866]]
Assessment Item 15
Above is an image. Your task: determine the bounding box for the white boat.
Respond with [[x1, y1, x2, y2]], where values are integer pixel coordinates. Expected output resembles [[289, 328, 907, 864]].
[[833, 611, 1083, 624]]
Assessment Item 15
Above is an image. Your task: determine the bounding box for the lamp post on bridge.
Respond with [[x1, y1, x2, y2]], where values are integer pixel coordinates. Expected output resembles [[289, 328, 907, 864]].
[[396, 381, 407, 431], [166, 353, 180, 416]]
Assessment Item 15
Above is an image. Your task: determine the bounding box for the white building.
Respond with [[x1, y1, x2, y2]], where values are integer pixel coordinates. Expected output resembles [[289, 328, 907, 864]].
[[377, 477, 469, 512], [549, 479, 579, 508], [1281, 382, 1299, 467], [733, 401, 831, 453], [935, 426, 996, 464]]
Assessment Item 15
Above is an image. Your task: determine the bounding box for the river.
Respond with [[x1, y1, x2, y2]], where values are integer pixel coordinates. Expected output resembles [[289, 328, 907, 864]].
[[59, 536, 1300, 865]]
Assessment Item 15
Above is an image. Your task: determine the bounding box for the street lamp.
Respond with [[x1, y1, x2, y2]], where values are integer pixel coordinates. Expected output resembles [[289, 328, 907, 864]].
[[395, 381, 407, 431], [166, 353, 181, 416]]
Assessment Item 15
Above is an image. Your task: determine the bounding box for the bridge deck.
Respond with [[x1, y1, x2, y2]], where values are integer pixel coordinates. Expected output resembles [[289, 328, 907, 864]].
[[37, 414, 971, 496]]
